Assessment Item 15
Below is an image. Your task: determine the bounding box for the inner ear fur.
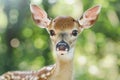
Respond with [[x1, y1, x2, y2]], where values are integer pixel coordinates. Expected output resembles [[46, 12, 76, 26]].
[[30, 4, 51, 28], [78, 5, 101, 29]]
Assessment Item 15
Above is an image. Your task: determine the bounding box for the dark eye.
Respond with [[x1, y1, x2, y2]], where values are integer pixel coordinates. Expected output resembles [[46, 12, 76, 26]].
[[72, 30, 78, 36], [49, 30, 55, 36]]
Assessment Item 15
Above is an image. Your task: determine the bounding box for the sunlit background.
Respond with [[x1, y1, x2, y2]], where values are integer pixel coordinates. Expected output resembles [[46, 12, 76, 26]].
[[0, 0, 120, 80]]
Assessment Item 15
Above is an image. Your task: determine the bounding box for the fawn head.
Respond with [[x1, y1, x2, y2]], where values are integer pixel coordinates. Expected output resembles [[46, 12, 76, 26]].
[[30, 4, 101, 61]]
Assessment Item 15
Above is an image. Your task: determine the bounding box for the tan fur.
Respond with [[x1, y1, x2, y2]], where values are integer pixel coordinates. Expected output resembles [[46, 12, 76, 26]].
[[49, 61, 73, 80]]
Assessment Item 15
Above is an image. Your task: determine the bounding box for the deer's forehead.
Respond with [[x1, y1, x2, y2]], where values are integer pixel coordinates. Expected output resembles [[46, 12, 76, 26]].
[[48, 16, 78, 31]]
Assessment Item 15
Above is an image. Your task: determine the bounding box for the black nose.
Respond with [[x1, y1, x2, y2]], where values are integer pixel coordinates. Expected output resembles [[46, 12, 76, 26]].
[[56, 40, 70, 51]]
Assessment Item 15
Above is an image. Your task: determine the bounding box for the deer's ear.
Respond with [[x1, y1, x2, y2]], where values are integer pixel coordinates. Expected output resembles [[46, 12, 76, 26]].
[[30, 4, 51, 28], [78, 5, 101, 29]]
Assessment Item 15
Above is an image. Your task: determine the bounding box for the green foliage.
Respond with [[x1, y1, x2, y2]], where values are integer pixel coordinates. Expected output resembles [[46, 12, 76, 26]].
[[0, 0, 120, 80]]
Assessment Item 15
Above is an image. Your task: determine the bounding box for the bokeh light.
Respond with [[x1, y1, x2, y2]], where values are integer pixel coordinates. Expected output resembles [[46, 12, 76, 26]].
[[10, 38, 20, 48]]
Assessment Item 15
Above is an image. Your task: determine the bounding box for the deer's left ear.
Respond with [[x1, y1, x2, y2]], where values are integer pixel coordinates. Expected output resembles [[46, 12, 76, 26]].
[[78, 5, 101, 29], [30, 4, 51, 28]]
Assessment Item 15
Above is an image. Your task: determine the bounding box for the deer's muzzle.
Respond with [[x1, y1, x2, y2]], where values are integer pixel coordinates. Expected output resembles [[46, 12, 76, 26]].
[[56, 40, 70, 51]]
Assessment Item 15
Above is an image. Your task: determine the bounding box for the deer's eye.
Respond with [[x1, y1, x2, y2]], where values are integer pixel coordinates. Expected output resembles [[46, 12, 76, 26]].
[[72, 30, 78, 36], [49, 30, 55, 36]]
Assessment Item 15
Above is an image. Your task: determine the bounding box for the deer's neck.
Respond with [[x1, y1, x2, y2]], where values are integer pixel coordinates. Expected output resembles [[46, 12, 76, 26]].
[[56, 59, 73, 79], [50, 52, 74, 80]]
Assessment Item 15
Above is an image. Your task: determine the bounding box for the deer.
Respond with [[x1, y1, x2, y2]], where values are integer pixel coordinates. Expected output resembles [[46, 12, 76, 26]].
[[0, 4, 101, 80]]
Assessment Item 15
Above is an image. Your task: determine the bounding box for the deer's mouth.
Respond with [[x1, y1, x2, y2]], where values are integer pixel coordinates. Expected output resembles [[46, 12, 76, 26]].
[[56, 40, 70, 52]]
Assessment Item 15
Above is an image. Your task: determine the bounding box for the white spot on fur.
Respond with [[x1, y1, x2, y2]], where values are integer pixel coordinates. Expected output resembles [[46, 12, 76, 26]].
[[41, 74, 46, 79], [46, 72, 50, 76], [46, 66, 53, 71]]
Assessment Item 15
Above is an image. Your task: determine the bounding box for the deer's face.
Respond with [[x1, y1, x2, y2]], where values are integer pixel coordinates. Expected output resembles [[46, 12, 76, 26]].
[[47, 16, 82, 59], [30, 4, 101, 61]]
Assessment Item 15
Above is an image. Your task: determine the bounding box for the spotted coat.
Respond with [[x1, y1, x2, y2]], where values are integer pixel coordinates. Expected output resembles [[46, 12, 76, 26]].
[[0, 65, 55, 80]]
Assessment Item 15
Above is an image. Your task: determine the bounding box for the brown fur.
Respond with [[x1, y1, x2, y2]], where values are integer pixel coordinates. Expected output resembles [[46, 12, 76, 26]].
[[49, 16, 75, 30]]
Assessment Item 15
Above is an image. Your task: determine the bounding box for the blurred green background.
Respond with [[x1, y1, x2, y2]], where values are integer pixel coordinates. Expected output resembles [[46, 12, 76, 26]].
[[0, 0, 120, 80]]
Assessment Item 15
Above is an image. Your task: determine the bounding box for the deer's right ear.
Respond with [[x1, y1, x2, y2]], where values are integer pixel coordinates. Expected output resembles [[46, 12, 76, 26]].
[[78, 5, 101, 29], [30, 4, 51, 28]]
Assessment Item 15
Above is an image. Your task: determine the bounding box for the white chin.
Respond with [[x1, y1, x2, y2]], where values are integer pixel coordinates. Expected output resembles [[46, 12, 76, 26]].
[[56, 50, 73, 61], [57, 51, 68, 55]]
